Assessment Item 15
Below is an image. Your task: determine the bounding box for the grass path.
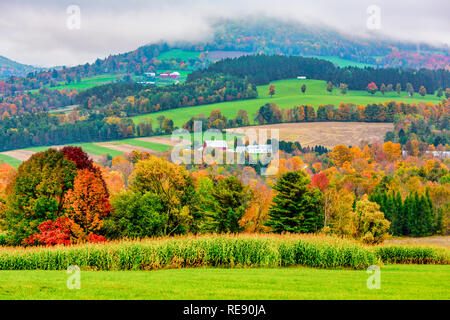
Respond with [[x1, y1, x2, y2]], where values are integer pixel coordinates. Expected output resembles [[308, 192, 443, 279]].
[[0, 265, 448, 300], [132, 79, 441, 128]]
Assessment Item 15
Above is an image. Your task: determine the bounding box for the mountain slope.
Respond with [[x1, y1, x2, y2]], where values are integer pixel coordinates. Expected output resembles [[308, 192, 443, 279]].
[[0, 55, 42, 79]]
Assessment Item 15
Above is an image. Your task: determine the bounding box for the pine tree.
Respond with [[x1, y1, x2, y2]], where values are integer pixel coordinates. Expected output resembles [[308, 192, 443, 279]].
[[265, 170, 324, 233]]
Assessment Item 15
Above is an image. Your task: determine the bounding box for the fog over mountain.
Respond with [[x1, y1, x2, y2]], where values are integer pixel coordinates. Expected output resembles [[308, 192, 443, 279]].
[[0, 0, 449, 67]]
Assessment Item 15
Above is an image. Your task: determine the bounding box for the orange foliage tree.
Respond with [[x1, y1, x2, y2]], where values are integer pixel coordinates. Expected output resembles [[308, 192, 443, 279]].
[[64, 169, 111, 240]]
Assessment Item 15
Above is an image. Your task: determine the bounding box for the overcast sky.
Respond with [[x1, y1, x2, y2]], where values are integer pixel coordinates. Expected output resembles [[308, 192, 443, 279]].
[[1, 0, 449, 67]]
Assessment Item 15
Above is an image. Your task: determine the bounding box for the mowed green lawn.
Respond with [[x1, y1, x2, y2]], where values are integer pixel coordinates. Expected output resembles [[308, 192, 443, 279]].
[[132, 79, 441, 128], [0, 265, 448, 300]]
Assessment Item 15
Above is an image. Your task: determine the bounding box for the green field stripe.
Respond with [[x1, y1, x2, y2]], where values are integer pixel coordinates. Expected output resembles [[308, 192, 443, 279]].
[[24, 143, 123, 157], [117, 139, 172, 152], [0, 154, 22, 167], [72, 143, 123, 157]]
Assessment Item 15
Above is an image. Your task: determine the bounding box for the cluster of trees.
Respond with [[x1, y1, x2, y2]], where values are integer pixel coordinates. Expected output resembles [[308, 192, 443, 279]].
[[380, 51, 450, 70], [370, 188, 442, 237], [385, 110, 450, 147], [0, 112, 140, 152], [0, 147, 110, 245], [78, 74, 257, 117], [1, 127, 448, 246], [277, 140, 329, 155], [253, 99, 447, 126], [0, 87, 76, 117], [188, 54, 449, 92]]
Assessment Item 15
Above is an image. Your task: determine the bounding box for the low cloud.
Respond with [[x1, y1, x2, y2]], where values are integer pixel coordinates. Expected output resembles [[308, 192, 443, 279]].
[[0, 0, 448, 67]]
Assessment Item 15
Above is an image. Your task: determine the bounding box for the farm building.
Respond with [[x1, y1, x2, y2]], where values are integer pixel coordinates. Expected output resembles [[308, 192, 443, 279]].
[[170, 72, 180, 79], [297, 76, 307, 80], [234, 145, 273, 154], [198, 140, 229, 151], [246, 145, 273, 154]]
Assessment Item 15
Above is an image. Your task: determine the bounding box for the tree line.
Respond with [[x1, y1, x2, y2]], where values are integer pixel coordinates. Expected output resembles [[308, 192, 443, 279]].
[[188, 54, 449, 93]]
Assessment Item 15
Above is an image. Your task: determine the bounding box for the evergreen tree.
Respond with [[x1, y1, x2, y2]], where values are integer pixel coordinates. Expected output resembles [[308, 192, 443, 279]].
[[265, 170, 324, 233]]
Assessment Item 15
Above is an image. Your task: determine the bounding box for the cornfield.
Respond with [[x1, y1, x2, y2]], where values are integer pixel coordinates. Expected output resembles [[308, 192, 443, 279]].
[[0, 234, 447, 271]]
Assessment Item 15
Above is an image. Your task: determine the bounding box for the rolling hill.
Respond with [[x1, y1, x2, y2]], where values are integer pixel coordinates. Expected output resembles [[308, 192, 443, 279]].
[[0, 55, 42, 79], [132, 79, 442, 128]]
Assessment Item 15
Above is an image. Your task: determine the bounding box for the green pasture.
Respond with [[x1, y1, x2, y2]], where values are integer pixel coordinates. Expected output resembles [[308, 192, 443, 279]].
[[0, 265, 448, 300], [0, 154, 22, 168], [157, 49, 201, 61], [132, 79, 441, 128], [305, 55, 375, 68]]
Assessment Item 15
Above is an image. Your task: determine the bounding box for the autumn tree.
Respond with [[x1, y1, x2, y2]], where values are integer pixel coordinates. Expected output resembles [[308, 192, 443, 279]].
[[406, 82, 414, 97], [339, 83, 348, 95], [240, 183, 273, 232], [64, 169, 111, 241], [326, 81, 333, 93], [419, 85, 427, 97], [162, 118, 174, 134], [396, 83, 402, 95], [326, 188, 355, 238], [265, 170, 324, 233], [353, 196, 390, 244], [128, 156, 199, 235], [268, 84, 275, 97], [382, 141, 401, 162], [331, 145, 353, 167], [3, 149, 77, 244], [367, 82, 378, 95]]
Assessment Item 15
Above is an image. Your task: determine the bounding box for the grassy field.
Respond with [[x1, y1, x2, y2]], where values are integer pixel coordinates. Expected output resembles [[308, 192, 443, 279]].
[[44, 74, 120, 91], [1, 137, 176, 165], [24, 143, 123, 157], [0, 265, 448, 299], [132, 79, 441, 128], [157, 49, 201, 61], [305, 55, 375, 68], [0, 154, 22, 167], [112, 138, 172, 152]]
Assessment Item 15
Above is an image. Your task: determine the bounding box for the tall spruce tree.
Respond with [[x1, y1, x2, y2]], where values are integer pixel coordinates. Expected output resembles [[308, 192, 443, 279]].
[[265, 170, 324, 233]]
